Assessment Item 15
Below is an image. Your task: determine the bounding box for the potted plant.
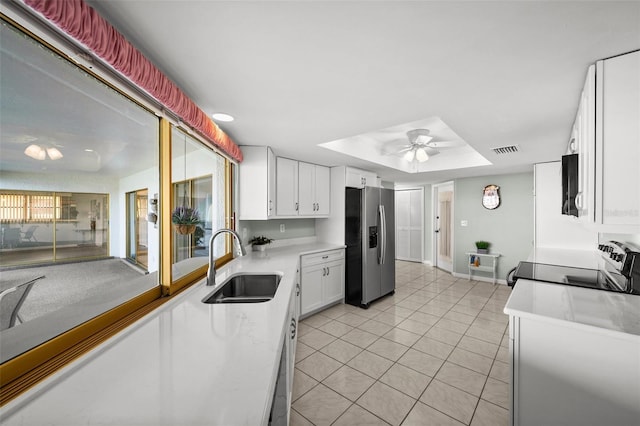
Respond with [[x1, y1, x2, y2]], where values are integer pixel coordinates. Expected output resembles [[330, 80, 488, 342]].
[[475, 240, 490, 254], [172, 206, 200, 235], [249, 235, 273, 252]]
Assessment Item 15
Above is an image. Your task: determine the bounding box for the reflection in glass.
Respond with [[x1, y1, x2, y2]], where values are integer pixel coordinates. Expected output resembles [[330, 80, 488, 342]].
[[171, 128, 227, 281], [0, 20, 159, 363]]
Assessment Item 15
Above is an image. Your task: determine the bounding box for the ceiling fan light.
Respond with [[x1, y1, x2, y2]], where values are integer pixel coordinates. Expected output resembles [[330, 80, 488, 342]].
[[404, 149, 415, 162], [46, 147, 64, 160], [416, 147, 429, 162], [25, 144, 46, 160]]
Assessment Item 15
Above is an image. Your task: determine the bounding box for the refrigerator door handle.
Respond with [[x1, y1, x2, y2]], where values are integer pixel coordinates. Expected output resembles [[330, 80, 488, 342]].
[[379, 204, 386, 265]]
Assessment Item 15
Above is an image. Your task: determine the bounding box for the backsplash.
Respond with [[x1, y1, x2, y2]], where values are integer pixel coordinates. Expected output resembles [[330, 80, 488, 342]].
[[600, 233, 640, 249], [239, 219, 316, 244]]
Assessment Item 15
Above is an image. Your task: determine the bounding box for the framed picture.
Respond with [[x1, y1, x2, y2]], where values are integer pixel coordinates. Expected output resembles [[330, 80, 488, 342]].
[[482, 184, 500, 210]]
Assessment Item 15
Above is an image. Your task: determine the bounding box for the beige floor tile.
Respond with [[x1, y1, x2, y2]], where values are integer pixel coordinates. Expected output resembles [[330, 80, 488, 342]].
[[318, 320, 355, 337], [367, 338, 410, 362], [292, 383, 352, 426], [489, 360, 510, 383], [407, 311, 440, 325], [417, 304, 450, 317], [447, 347, 493, 375], [292, 369, 318, 401], [323, 365, 376, 401], [457, 335, 499, 359], [334, 312, 369, 327], [357, 381, 416, 426], [296, 351, 343, 382], [442, 310, 477, 325], [435, 318, 470, 334], [347, 350, 394, 379], [412, 336, 453, 361], [420, 379, 479, 424], [290, 408, 314, 426], [384, 305, 415, 318], [471, 317, 508, 335], [402, 401, 465, 426], [374, 312, 407, 326], [396, 318, 433, 335], [320, 338, 362, 363], [449, 303, 482, 317], [297, 322, 315, 337], [295, 341, 316, 363], [397, 348, 444, 377], [435, 361, 487, 396], [481, 377, 509, 409], [319, 303, 352, 319], [470, 399, 509, 426], [341, 328, 379, 349], [358, 319, 394, 336], [464, 324, 503, 345], [495, 345, 509, 363], [298, 328, 337, 350], [382, 328, 422, 347], [301, 313, 332, 328], [425, 326, 464, 346], [395, 298, 425, 311], [477, 309, 508, 324], [333, 404, 390, 426], [379, 363, 432, 399]]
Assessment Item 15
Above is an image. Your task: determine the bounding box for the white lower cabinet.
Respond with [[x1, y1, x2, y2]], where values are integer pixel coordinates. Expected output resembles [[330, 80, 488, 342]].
[[270, 274, 301, 426], [509, 315, 640, 426], [300, 249, 345, 317]]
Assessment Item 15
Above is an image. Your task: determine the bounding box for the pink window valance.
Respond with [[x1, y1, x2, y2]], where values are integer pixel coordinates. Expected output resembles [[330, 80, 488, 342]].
[[24, 0, 243, 162]]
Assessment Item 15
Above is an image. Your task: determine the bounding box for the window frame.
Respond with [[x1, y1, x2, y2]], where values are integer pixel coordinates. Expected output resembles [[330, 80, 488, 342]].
[[0, 14, 237, 401]]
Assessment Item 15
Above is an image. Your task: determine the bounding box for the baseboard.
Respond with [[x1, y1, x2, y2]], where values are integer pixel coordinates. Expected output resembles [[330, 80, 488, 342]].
[[421, 260, 433, 267], [452, 272, 508, 286]]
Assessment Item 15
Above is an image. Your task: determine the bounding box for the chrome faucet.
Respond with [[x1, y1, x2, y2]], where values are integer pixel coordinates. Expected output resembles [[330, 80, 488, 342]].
[[206, 228, 247, 286]]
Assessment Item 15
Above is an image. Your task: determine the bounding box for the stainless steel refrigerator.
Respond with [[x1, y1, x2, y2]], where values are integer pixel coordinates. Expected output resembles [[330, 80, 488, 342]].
[[345, 186, 395, 308]]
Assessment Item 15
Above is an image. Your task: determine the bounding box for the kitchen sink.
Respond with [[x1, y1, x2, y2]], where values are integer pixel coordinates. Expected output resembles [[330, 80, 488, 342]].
[[202, 273, 282, 304]]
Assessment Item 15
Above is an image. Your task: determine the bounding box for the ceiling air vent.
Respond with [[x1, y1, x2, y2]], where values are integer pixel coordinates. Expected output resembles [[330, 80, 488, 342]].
[[491, 145, 520, 155]]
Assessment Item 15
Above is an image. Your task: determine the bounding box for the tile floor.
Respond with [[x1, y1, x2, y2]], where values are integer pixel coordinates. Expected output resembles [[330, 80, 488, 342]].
[[291, 260, 512, 426]]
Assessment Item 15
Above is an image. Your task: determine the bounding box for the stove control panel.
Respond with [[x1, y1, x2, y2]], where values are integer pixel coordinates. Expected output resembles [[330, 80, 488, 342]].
[[598, 241, 640, 280]]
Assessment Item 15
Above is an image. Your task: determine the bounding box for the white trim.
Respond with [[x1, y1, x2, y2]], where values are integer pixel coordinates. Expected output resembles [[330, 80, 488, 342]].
[[452, 272, 508, 286]]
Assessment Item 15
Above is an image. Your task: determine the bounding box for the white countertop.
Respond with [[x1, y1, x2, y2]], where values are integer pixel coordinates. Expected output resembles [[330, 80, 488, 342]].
[[0, 242, 343, 426], [505, 247, 640, 340]]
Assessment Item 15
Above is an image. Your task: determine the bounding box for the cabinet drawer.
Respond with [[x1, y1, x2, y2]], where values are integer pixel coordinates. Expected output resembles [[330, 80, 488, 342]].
[[301, 249, 344, 267]]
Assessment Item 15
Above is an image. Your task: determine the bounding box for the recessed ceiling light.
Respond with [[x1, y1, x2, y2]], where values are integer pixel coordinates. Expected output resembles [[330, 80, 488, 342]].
[[212, 113, 234, 122]]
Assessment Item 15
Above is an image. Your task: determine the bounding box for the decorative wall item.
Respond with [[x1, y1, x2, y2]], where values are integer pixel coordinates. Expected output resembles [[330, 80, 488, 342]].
[[482, 184, 500, 209]]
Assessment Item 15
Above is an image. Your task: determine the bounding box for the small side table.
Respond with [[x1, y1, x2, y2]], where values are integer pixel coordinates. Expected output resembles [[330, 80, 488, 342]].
[[466, 252, 501, 284]]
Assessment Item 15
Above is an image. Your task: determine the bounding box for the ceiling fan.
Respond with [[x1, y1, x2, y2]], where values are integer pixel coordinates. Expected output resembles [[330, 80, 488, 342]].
[[386, 128, 455, 163]]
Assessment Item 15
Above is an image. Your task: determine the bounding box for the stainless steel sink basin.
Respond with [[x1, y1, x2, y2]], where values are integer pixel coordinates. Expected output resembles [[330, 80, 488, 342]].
[[203, 273, 282, 304]]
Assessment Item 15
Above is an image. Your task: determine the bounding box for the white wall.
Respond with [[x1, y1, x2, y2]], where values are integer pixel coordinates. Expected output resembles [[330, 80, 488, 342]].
[[534, 162, 597, 249]]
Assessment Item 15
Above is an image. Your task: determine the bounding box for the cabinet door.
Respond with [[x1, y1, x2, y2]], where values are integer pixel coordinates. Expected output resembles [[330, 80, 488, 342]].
[[345, 168, 364, 188], [597, 52, 639, 227], [298, 161, 315, 215], [267, 147, 276, 217], [323, 260, 344, 304], [300, 266, 324, 316], [276, 157, 299, 216], [314, 165, 331, 215]]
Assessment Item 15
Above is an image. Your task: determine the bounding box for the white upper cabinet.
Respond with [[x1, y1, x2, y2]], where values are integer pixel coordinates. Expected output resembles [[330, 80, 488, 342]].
[[276, 157, 299, 216], [238, 146, 276, 220], [345, 167, 378, 188], [298, 162, 330, 216], [572, 65, 596, 222], [595, 51, 640, 229]]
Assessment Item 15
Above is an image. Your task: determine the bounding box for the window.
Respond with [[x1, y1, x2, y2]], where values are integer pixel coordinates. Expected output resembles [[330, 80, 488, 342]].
[[0, 16, 236, 397]]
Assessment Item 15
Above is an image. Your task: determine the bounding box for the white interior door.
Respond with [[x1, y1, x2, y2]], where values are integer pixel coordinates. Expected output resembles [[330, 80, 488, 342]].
[[434, 182, 454, 272], [395, 188, 423, 262]]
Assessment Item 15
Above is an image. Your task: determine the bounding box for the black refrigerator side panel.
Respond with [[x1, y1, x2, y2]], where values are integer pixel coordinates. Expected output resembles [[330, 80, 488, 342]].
[[345, 188, 363, 306]]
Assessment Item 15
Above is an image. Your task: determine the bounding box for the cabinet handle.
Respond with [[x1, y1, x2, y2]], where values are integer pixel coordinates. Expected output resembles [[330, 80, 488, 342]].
[[295, 202, 298, 211], [326, 267, 330, 276], [568, 137, 577, 154], [290, 318, 297, 339], [322, 255, 329, 259], [269, 200, 272, 212], [296, 283, 300, 296], [575, 192, 583, 210]]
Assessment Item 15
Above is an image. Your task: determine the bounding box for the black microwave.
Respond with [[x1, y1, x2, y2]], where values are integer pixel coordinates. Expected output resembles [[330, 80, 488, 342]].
[[561, 153, 578, 216]]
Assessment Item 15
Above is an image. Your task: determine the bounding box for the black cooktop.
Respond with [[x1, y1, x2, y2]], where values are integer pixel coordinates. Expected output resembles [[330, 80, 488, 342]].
[[513, 262, 621, 293]]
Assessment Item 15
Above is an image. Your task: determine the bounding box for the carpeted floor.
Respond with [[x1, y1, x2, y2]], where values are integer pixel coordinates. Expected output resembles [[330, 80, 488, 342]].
[[0, 258, 147, 321]]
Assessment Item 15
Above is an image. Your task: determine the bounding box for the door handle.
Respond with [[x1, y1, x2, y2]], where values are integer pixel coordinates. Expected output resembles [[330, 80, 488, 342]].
[[295, 202, 299, 211]]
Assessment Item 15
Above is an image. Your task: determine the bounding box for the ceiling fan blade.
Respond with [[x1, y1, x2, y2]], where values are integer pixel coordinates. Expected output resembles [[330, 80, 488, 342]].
[[426, 139, 464, 149]]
